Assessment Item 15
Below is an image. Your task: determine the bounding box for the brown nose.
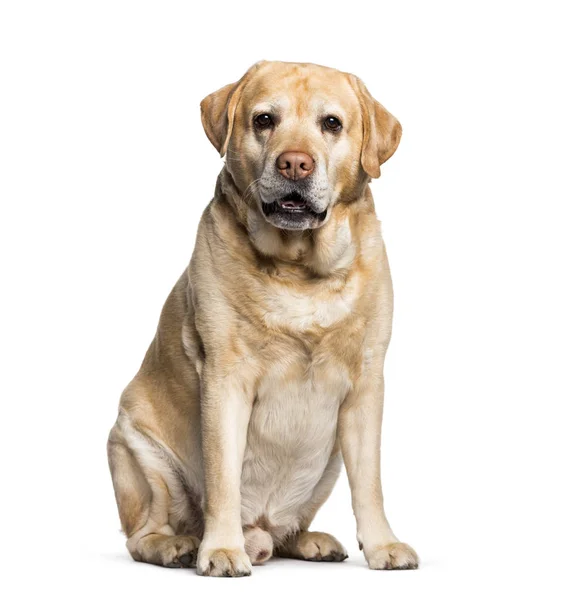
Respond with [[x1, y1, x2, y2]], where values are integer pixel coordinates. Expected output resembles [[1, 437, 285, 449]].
[[276, 151, 314, 181]]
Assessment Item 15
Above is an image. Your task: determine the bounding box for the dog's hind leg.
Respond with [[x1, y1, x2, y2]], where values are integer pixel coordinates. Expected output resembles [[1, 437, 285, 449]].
[[108, 412, 201, 568], [275, 450, 347, 562]]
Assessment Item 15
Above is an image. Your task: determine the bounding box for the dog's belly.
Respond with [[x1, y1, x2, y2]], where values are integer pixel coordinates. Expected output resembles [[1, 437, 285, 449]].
[[240, 356, 351, 537]]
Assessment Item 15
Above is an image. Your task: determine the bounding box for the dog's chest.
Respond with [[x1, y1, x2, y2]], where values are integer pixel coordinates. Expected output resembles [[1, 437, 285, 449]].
[[257, 272, 360, 332], [240, 341, 352, 531], [237, 267, 364, 532]]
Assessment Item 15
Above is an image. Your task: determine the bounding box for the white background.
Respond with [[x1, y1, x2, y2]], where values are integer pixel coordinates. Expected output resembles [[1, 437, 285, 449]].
[[1, 1, 560, 598]]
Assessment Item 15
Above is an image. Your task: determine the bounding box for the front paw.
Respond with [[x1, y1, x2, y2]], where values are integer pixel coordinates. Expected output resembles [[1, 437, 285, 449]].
[[365, 542, 419, 570], [196, 546, 252, 577]]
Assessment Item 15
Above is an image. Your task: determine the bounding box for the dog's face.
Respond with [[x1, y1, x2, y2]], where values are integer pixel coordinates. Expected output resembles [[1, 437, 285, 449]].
[[201, 61, 401, 231]]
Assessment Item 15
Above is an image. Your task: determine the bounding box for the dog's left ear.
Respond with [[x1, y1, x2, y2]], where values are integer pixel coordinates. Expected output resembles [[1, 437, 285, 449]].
[[349, 75, 402, 179], [200, 61, 264, 157]]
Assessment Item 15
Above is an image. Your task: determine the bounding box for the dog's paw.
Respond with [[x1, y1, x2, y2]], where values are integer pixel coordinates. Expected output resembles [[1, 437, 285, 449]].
[[196, 546, 252, 577], [295, 531, 348, 562], [277, 531, 348, 562], [365, 542, 419, 570], [164, 535, 200, 568], [131, 534, 200, 568]]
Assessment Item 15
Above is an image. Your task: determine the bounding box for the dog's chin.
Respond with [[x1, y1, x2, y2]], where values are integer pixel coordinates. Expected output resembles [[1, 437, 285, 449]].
[[260, 192, 329, 231]]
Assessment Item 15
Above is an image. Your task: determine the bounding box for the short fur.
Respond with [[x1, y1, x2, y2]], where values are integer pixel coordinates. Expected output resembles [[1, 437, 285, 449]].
[[108, 60, 418, 576]]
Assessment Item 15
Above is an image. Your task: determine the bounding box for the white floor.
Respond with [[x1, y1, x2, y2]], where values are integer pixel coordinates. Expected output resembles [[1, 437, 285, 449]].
[[27, 529, 554, 600], [17, 470, 557, 600]]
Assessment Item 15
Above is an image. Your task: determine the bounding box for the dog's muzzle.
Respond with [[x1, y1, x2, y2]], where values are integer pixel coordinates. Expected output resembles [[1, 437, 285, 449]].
[[261, 191, 328, 227]]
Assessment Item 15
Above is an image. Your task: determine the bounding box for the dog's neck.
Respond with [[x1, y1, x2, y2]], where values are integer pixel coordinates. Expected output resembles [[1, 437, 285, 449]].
[[215, 168, 376, 278]]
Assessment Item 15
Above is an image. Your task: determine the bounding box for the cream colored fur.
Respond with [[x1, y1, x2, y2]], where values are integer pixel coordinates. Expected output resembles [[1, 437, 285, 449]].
[[107, 60, 418, 577]]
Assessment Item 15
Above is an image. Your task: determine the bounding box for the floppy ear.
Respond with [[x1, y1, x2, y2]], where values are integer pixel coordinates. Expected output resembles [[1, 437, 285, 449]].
[[349, 75, 402, 179], [200, 82, 242, 156], [200, 62, 264, 157]]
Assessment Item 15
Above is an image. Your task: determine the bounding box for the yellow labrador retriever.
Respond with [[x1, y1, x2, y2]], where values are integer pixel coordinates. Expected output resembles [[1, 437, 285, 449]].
[[108, 60, 418, 577]]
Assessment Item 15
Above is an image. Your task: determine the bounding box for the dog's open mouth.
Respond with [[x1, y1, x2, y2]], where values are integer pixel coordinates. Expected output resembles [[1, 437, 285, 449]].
[[261, 192, 328, 222]]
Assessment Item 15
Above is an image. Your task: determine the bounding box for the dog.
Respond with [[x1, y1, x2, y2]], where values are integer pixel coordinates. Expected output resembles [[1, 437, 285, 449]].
[[108, 60, 418, 577]]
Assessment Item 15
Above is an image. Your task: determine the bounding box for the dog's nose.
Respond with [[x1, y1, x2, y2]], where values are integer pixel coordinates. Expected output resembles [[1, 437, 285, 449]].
[[276, 151, 314, 181]]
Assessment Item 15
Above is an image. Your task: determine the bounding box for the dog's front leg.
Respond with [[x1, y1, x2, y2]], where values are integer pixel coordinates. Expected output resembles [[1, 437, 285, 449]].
[[338, 366, 419, 570], [196, 369, 254, 577]]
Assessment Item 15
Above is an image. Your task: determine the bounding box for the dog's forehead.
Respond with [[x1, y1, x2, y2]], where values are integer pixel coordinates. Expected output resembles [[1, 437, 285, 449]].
[[241, 62, 357, 115]]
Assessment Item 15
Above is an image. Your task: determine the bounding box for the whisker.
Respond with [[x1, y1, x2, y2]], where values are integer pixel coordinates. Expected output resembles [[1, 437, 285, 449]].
[[241, 178, 263, 203]]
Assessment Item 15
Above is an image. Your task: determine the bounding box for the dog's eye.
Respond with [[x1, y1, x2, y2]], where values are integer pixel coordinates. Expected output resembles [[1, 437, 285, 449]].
[[254, 113, 274, 130], [323, 116, 342, 132]]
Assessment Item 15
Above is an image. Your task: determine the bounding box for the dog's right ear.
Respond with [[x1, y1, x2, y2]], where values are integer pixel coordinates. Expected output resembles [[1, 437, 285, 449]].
[[200, 82, 241, 157], [200, 62, 264, 157]]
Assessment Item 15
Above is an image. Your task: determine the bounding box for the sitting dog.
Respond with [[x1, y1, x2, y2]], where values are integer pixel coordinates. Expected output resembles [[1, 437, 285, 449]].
[[108, 60, 418, 577]]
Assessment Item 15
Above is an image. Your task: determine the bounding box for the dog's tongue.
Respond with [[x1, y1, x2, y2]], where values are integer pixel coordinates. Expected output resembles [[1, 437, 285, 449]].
[[280, 197, 306, 209]]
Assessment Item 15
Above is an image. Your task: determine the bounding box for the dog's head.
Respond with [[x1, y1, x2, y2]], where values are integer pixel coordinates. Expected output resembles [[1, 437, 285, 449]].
[[201, 61, 401, 231]]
